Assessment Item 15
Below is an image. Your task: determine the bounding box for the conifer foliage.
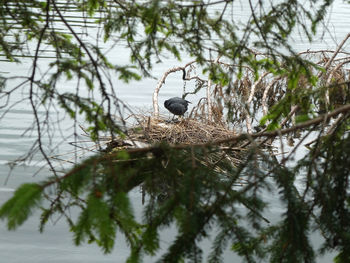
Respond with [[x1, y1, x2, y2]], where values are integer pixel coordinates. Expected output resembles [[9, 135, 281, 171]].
[[1, 0, 350, 262]]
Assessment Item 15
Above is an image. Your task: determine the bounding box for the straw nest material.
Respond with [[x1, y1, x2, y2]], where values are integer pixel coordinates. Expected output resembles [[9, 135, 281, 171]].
[[105, 116, 246, 183], [105, 116, 237, 152], [141, 117, 236, 145]]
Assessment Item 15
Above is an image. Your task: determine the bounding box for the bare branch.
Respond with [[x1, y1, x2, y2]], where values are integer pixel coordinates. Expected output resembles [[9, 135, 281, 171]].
[[152, 61, 197, 117], [207, 56, 221, 122], [262, 77, 281, 115], [318, 32, 350, 78]]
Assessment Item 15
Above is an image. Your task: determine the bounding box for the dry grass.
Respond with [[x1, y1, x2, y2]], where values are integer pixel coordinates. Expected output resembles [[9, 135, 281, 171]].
[[138, 117, 236, 145], [104, 115, 246, 170]]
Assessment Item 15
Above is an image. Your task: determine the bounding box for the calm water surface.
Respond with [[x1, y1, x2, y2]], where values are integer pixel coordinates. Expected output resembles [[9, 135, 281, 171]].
[[1, 1, 349, 262]]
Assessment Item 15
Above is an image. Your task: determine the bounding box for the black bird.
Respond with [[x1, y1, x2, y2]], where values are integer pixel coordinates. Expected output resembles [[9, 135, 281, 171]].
[[164, 97, 190, 118]]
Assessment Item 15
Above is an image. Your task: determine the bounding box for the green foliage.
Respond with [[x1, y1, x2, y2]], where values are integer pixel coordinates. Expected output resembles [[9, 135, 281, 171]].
[[268, 168, 315, 263], [2, 0, 350, 262], [115, 66, 142, 83], [4, 133, 349, 262], [307, 128, 350, 262], [0, 183, 43, 230], [73, 194, 117, 253]]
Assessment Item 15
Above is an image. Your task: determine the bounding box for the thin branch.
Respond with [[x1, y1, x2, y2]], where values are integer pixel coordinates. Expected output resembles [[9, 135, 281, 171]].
[[245, 72, 270, 133], [323, 32, 350, 71], [262, 76, 281, 115], [152, 61, 197, 117], [175, 0, 233, 8], [207, 56, 221, 121], [247, 72, 269, 104], [28, 0, 57, 176], [51, 0, 114, 135], [317, 32, 350, 78]]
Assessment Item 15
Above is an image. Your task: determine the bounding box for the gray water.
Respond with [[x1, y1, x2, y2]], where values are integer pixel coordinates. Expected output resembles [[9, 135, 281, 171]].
[[1, 1, 349, 262]]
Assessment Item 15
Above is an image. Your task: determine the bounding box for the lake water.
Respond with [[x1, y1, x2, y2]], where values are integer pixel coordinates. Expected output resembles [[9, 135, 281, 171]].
[[1, 1, 349, 262]]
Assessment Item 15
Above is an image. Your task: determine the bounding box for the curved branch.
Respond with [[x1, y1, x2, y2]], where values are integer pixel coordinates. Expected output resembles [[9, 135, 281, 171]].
[[323, 33, 350, 72], [29, 0, 57, 175], [51, 0, 114, 134], [152, 61, 196, 117]]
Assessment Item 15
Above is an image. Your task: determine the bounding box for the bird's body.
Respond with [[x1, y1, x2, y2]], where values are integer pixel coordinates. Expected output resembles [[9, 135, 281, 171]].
[[164, 97, 190, 117]]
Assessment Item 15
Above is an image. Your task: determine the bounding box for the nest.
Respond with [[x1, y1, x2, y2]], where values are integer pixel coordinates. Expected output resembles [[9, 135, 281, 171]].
[[139, 117, 236, 145], [104, 115, 248, 190], [104, 110, 239, 151]]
